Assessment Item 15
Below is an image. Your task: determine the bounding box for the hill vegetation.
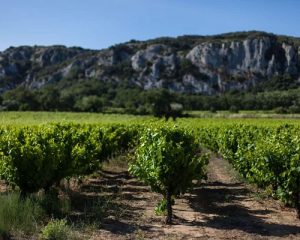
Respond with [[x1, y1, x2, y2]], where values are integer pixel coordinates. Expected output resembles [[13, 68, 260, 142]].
[[1, 31, 300, 114]]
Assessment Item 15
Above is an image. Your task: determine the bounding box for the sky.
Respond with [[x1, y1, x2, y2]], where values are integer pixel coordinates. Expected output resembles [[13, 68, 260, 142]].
[[0, 0, 300, 51]]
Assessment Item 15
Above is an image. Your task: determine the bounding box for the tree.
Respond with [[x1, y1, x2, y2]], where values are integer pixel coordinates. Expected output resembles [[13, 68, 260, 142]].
[[74, 95, 103, 112], [38, 86, 60, 111], [150, 90, 172, 118], [129, 127, 208, 224], [1, 86, 39, 111], [229, 105, 239, 113], [148, 89, 183, 120]]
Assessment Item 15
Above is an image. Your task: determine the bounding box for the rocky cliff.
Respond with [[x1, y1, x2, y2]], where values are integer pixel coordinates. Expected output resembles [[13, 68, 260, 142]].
[[1, 31, 300, 95]]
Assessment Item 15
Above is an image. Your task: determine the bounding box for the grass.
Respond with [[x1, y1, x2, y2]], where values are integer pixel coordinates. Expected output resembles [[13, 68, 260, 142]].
[[0, 189, 79, 238], [0, 111, 154, 126], [0, 153, 131, 238], [0, 185, 123, 238], [0, 193, 44, 237], [187, 110, 300, 119], [1, 111, 300, 129]]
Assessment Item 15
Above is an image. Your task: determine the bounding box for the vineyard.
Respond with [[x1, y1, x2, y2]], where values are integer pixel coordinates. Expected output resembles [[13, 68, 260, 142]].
[[0, 113, 300, 239]]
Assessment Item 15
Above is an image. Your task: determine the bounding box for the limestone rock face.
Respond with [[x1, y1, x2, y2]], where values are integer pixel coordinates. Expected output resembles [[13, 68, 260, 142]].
[[186, 37, 299, 92], [0, 32, 299, 94]]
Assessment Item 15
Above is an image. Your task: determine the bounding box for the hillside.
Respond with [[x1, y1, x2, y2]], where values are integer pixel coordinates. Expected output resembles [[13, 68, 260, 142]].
[[1, 31, 300, 112]]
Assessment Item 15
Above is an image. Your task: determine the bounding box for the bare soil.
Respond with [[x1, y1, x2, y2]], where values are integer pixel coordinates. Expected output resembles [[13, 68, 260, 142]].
[[1, 155, 300, 239], [0, 181, 6, 192], [69, 155, 300, 240]]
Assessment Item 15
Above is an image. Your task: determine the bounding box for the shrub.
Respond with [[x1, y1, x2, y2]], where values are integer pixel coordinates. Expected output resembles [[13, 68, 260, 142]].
[[41, 219, 71, 240], [129, 127, 208, 224], [209, 107, 217, 113], [229, 105, 239, 113], [0, 124, 106, 195], [288, 105, 300, 114], [274, 106, 288, 114], [74, 95, 103, 112]]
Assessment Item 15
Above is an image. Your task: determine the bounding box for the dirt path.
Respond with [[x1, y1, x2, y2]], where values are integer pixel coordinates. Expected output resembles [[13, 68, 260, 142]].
[[68, 155, 300, 239], [186, 154, 300, 239], [1, 155, 299, 239]]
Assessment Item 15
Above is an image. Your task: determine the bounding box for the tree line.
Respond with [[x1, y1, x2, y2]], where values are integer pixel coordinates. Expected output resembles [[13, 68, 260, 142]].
[[1, 78, 300, 116]]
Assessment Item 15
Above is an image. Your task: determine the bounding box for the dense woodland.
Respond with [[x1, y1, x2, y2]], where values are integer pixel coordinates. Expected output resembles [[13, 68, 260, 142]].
[[1, 74, 300, 115]]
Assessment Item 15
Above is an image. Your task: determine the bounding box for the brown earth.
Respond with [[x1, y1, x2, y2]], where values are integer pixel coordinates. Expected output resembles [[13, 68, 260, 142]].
[[0, 181, 6, 192], [1, 155, 300, 239], [69, 155, 300, 240]]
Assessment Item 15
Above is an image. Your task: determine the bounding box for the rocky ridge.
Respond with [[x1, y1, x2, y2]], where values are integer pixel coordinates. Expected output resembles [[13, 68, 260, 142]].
[[0, 31, 299, 94]]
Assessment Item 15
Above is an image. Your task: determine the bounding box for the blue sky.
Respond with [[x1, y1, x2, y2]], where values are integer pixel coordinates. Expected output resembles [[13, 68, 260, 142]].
[[0, 0, 299, 51]]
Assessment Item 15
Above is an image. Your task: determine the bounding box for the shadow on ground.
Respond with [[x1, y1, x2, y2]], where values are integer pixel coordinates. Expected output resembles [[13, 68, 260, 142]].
[[186, 180, 300, 237], [65, 168, 300, 238], [67, 170, 147, 235]]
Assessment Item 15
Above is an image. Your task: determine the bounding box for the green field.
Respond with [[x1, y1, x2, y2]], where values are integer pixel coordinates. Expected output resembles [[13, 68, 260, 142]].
[[1, 111, 300, 127], [0, 111, 155, 126], [0, 111, 300, 238], [187, 110, 300, 119]]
